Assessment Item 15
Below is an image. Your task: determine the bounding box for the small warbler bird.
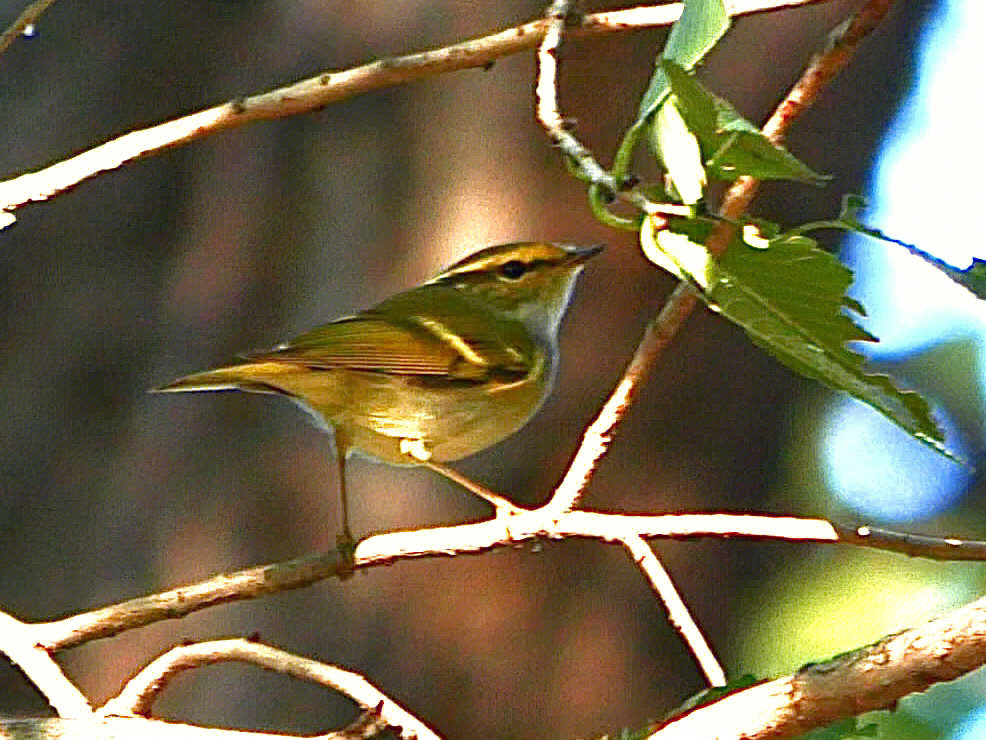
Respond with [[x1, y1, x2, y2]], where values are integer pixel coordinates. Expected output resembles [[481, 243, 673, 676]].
[[156, 241, 602, 543]]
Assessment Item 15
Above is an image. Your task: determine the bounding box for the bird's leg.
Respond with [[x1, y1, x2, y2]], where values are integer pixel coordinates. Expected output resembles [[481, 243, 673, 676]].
[[396, 438, 526, 516], [333, 429, 357, 563], [423, 460, 525, 514], [397, 439, 526, 514]]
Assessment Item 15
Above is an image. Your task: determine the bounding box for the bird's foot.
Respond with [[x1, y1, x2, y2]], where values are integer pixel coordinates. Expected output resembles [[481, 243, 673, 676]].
[[335, 528, 358, 579]]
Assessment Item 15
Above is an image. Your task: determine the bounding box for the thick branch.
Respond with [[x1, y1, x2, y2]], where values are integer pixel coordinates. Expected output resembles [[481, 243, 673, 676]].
[[653, 592, 986, 739]]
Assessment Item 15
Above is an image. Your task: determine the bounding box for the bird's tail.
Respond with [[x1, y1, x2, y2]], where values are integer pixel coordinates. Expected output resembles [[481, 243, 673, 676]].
[[152, 362, 291, 394]]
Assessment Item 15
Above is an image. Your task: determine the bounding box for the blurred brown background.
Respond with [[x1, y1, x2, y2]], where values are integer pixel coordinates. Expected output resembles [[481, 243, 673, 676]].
[[0, 0, 971, 737]]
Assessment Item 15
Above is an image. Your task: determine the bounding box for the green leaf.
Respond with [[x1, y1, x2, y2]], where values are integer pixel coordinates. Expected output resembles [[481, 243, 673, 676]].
[[650, 99, 707, 205], [957, 259, 986, 298], [640, 216, 950, 457], [611, 0, 728, 188], [666, 674, 761, 720], [661, 60, 828, 184], [795, 194, 986, 300], [642, 227, 718, 288], [636, 0, 730, 124], [594, 727, 653, 740], [799, 718, 879, 739]]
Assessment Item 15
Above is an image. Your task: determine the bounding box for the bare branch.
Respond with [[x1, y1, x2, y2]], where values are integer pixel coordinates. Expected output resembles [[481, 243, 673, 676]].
[[424, 460, 529, 515], [28, 507, 986, 654], [32, 549, 352, 651], [832, 522, 986, 560], [0, 611, 91, 718], [99, 639, 439, 740], [546, 282, 700, 513], [0, 0, 830, 220], [7, 502, 986, 737], [10, 585, 986, 740], [0, 715, 340, 739], [320, 706, 393, 740], [0, 1, 958, 737], [763, 0, 898, 143], [621, 535, 726, 687], [536, 0, 628, 202], [652, 592, 986, 739]]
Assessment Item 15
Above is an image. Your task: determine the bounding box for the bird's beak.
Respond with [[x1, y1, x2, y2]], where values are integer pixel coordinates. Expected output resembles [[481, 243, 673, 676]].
[[564, 243, 605, 265]]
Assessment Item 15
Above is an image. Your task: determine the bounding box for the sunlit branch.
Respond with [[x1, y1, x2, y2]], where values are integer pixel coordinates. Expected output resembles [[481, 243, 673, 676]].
[[652, 592, 986, 738], [621, 535, 727, 687], [27, 507, 986, 653], [99, 639, 438, 740], [0, 611, 91, 718], [543, 0, 904, 513]]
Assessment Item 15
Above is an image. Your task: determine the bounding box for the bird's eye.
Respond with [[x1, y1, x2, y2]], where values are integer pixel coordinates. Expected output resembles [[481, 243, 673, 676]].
[[498, 260, 528, 280]]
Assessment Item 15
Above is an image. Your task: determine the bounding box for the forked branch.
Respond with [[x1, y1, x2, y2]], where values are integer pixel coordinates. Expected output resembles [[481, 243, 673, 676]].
[[21, 509, 986, 655], [0, 611, 91, 718]]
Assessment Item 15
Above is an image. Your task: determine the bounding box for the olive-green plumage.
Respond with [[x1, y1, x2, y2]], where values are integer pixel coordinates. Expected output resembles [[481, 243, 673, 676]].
[[156, 241, 601, 540]]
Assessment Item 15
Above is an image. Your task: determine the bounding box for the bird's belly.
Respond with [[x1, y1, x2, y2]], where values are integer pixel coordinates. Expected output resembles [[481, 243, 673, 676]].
[[329, 368, 549, 464]]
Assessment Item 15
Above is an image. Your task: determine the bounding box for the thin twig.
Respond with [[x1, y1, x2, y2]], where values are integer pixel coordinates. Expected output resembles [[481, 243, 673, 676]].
[[832, 522, 986, 560], [0, 0, 829, 219], [712, 0, 902, 234], [763, 0, 898, 143], [546, 282, 698, 513], [621, 535, 726, 687], [425, 460, 529, 516], [536, 0, 628, 202], [531, 0, 704, 520], [0, 0, 59, 58], [98, 639, 439, 740], [27, 508, 986, 653], [0, 611, 91, 717]]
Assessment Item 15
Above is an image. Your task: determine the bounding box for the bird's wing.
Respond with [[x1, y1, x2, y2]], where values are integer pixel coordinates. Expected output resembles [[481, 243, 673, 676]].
[[252, 315, 460, 375], [250, 286, 536, 380]]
